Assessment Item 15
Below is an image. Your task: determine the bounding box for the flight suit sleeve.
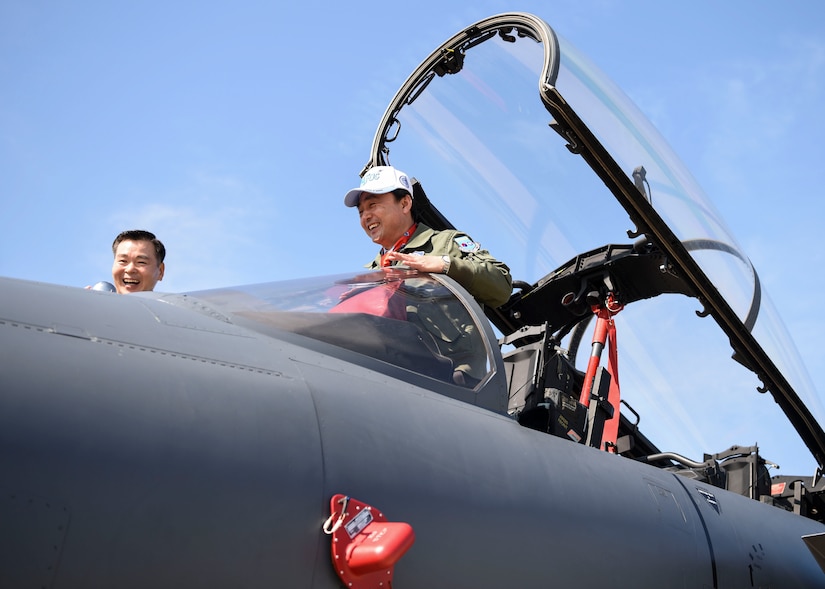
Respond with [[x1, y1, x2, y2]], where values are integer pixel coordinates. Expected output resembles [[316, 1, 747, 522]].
[[442, 232, 512, 308]]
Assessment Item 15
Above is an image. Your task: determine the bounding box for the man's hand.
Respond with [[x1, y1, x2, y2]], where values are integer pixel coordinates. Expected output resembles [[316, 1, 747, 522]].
[[384, 252, 447, 273]]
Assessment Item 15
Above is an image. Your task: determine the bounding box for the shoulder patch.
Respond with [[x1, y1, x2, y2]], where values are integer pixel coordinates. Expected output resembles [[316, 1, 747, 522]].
[[454, 236, 480, 253]]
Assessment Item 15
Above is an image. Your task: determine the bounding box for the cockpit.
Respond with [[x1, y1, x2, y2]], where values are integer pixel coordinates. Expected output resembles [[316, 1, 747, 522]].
[[352, 12, 825, 497], [186, 12, 825, 520]]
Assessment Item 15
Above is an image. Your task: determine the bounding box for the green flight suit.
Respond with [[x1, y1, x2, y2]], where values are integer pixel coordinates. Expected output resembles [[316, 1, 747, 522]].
[[366, 224, 512, 308], [366, 224, 512, 383]]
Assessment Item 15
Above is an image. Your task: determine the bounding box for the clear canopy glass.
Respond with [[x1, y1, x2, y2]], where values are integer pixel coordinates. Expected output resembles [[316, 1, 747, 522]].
[[357, 14, 823, 475]]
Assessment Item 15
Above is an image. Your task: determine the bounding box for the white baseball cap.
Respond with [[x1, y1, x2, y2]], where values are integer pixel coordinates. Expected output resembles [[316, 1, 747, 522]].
[[344, 166, 413, 207]]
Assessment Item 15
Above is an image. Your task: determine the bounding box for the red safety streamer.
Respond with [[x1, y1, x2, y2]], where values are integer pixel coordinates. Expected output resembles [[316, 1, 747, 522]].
[[602, 314, 621, 452]]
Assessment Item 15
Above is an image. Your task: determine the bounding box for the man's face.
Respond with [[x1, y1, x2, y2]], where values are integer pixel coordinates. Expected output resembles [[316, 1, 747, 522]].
[[111, 239, 165, 294], [357, 192, 412, 249]]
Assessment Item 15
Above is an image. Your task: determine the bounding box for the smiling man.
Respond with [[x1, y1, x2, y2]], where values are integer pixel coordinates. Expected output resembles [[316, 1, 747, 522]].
[[344, 165, 511, 309], [343, 165, 512, 387], [110, 230, 166, 294]]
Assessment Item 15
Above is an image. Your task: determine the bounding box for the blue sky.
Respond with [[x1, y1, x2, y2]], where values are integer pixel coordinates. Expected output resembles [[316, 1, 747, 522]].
[[2, 1, 824, 472]]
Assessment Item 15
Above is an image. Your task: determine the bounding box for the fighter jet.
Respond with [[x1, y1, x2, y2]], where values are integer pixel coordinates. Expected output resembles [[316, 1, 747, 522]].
[[2, 11, 824, 588]]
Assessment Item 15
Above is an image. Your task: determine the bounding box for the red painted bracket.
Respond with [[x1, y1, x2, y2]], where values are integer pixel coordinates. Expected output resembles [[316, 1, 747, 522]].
[[324, 494, 415, 588]]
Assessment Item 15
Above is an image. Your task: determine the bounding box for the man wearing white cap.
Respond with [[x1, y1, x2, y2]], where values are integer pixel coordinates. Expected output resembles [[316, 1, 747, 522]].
[[344, 165, 512, 309]]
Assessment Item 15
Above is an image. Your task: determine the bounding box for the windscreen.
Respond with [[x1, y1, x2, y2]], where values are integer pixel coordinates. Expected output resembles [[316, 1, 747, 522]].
[[188, 270, 495, 389]]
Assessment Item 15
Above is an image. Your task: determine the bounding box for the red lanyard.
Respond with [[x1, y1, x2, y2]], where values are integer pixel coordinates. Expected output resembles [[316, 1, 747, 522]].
[[380, 224, 417, 267]]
